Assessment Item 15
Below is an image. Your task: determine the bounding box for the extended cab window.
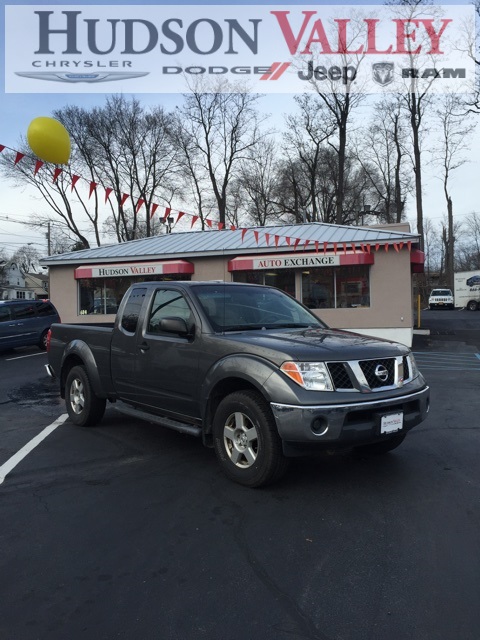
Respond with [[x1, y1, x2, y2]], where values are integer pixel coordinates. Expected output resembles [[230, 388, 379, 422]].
[[147, 289, 193, 334], [121, 287, 146, 333]]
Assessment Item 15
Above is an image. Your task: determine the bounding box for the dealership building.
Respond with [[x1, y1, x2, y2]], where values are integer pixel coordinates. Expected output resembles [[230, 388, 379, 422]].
[[40, 221, 424, 346]]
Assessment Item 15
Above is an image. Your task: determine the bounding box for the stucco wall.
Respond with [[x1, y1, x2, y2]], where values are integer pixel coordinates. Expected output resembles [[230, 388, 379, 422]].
[[317, 249, 412, 330], [47, 249, 414, 346]]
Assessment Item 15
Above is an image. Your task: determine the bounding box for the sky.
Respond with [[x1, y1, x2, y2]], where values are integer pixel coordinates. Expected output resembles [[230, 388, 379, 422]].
[[0, 0, 478, 260]]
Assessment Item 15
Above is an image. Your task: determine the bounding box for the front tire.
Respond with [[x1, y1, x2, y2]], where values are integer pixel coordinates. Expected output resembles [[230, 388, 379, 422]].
[[212, 390, 289, 488], [354, 433, 406, 455], [65, 365, 106, 427]]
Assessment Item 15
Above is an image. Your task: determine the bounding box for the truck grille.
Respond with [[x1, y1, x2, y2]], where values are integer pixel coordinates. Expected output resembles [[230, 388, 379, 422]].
[[359, 358, 395, 388], [327, 355, 413, 392]]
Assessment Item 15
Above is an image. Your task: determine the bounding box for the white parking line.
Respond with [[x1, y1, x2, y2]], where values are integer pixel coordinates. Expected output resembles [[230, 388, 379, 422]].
[[5, 352, 47, 361], [0, 414, 68, 485]]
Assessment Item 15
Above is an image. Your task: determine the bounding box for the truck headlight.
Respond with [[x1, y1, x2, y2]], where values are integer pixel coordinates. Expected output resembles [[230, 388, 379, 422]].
[[280, 362, 334, 391], [408, 353, 420, 379]]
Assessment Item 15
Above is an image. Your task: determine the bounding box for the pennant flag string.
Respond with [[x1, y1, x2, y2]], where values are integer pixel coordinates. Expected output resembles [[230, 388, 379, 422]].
[[0, 140, 415, 257]]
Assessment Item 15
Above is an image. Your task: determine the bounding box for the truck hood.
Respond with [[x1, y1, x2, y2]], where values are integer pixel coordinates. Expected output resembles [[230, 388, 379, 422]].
[[217, 327, 409, 361]]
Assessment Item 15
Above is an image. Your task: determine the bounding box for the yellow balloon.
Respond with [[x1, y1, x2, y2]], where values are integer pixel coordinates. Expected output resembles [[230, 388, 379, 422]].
[[27, 117, 71, 165]]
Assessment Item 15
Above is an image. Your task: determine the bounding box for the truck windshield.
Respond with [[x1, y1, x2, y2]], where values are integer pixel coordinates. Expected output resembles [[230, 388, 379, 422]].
[[193, 284, 326, 332]]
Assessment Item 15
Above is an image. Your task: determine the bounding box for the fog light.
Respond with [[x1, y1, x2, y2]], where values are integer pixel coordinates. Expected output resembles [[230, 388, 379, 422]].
[[311, 418, 328, 436]]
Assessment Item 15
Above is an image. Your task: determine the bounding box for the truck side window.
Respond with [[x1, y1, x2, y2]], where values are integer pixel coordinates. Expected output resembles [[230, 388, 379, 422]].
[[147, 289, 193, 334], [121, 287, 147, 333]]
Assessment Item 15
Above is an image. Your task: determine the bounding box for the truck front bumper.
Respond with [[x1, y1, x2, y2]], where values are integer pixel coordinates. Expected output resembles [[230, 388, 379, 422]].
[[270, 385, 430, 455]]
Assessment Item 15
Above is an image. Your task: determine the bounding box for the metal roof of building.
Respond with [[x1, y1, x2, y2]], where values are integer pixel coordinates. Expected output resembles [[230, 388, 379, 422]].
[[40, 222, 420, 266]]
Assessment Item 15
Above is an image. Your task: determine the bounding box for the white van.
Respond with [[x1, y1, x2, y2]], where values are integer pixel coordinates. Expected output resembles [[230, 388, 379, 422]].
[[428, 289, 454, 310]]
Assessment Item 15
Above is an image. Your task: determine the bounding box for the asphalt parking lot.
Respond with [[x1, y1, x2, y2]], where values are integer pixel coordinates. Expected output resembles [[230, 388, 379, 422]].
[[1, 312, 479, 640]]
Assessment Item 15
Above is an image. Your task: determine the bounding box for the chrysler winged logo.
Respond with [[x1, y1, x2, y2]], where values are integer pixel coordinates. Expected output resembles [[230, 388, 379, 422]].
[[372, 62, 394, 86], [15, 71, 149, 83], [374, 364, 389, 383]]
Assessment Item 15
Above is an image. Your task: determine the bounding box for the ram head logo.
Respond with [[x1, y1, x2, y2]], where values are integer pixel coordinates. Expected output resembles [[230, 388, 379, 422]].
[[372, 63, 394, 87]]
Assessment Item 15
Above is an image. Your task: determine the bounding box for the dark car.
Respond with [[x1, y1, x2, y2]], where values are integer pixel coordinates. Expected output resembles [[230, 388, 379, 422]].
[[0, 299, 60, 351], [466, 275, 480, 287]]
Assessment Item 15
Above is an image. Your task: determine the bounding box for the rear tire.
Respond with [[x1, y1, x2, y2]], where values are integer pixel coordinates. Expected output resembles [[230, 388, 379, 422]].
[[65, 365, 106, 427], [213, 390, 289, 488], [353, 433, 406, 455], [467, 300, 478, 311]]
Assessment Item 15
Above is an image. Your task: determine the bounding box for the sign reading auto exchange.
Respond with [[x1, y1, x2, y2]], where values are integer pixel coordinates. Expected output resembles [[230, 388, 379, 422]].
[[5, 4, 474, 94]]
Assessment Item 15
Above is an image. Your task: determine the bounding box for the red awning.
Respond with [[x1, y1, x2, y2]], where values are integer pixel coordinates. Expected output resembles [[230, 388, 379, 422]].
[[228, 252, 374, 272], [75, 260, 194, 279]]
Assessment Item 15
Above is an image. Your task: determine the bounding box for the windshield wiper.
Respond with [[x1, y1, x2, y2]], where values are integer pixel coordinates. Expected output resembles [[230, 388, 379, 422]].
[[260, 323, 317, 329]]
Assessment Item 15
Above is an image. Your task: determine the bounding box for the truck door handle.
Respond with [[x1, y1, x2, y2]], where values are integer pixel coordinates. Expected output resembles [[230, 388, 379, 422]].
[[139, 342, 150, 352]]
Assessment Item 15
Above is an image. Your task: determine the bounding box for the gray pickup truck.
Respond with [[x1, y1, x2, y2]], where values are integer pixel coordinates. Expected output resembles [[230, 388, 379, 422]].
[[47, 281, 430, 487]]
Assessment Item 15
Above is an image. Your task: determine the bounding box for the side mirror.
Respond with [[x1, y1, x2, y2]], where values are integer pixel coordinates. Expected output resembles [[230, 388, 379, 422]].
[[159, 316, 191, 336]]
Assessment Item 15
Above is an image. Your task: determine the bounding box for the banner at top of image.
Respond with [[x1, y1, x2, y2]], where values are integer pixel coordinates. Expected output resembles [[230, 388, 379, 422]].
[[4, 4, 476, 94]]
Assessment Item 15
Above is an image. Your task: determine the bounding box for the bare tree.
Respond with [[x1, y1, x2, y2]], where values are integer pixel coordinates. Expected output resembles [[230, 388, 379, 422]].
[[233, 138, 281, 227], [433, 95, 474, 288], [455, 211, 480, 270], [175, 78, 268, 227], [354, 97, 412, 223], [57, 97, 181, 243], [0, 96, 180, 248], [283, 95, 337, 222], [291, 11, 367, 224]]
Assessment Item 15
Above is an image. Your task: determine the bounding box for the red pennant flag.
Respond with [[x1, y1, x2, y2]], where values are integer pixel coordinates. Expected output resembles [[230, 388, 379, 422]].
[[254, 230, 259, 244], [0, 145, 5, 152], [333, 242, 338, 255], [14, 152, 24, 165], [265, 233, 270, 246], [375, 243, 380, 252], [351, 243, 356, 254], [71, 175, 80, 191], [293, 238, 301, 251], [205, 218, 213, 228], [164, 207, 171, 219], [120, 193, 129, 206], [191, 215, 199, 228], [366, 244, 371, 254], [136, 198, 145, 213], [230, 225, 236, 231], [34, 160, 44, 175], [176, 210, 185, 223], [398, 242, 404, 251], [217, 222, 224, 230], [384, 243, 389, 252], [323, 242, 328, 254], [149, 203, 159, 219], [343, 242, 348, 254], [53, 167, 62, 182], [275, 235, 280, 247], [304, 240, 310, 250], [407, 241, 412, 252], [89, 182, 97, 198], [315, 241, 319, 253], [241, 228, 247, 242], [104, 187, 113, 203], [393, 243, 399, 252], [286, 237, 291, 246]]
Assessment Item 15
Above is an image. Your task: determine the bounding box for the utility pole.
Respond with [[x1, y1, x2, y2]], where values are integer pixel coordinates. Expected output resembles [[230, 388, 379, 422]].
[[46, 222, 51, 255]]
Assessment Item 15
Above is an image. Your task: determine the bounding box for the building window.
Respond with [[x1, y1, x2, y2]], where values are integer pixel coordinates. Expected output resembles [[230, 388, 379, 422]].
[[16, 291, 26, 299], [232, 269, 295, 297], [78, 274, 192, 315], [302, 265, 370, 309]]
